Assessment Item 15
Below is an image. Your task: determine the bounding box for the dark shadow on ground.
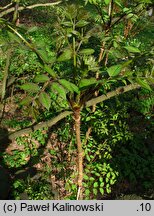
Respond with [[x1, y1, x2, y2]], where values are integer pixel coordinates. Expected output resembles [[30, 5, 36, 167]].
[[0, 127, 11, 199]]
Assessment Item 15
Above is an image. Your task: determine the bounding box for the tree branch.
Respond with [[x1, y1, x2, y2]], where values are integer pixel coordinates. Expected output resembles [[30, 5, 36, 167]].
[[0, 1, 62, 18], [7, 84, 140, 140], [8, 110, 72, 140], [0, 2, 13, 11], [85, 83, 140, 107]]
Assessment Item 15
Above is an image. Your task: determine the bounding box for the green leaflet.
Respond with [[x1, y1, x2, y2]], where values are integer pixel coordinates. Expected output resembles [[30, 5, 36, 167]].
[[79, 48, 95, 55], [37, 49, 49, 63], [59, 79, 79, 93], [107, 60, 132, 77], [107, 64, 122, 77], [39, 92, 51, 110], [79, 78, 97, 88], [57, 49, 72, 62], [34, 74, 50, 83], [106, 187, 111, 194], [85, 189, 90, 196], [106, 172, 111, 178], [76, 20, 89, 27], [20, 96, 32, 106], [126, 13, 134, 19], [122, 60, 132, 67], [115, 0, 122, 7], [44, 65, 57, 78], [51, 82, 66, 99], [123, 7, 131, 13], [93, 188, 98, 195], [83, 174, 89, 180], [93, 182, 98, 188], [99, 188, 104, 195], [20, 83, 40, 93], [110, 179, 115, 185], [124, 46, 140, 53], [100, 182, 105, 187], [71, 30, 80, 37], [136, 77, 152, 91], [61, 21, 73, 27]]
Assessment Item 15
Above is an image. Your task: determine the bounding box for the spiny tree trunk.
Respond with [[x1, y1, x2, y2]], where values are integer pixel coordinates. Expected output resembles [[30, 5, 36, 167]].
[[73, 107, 83, 200]]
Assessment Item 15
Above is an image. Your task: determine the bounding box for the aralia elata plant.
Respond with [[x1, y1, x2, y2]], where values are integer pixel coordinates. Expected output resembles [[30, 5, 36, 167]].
[[1, 0, 154, 199]]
